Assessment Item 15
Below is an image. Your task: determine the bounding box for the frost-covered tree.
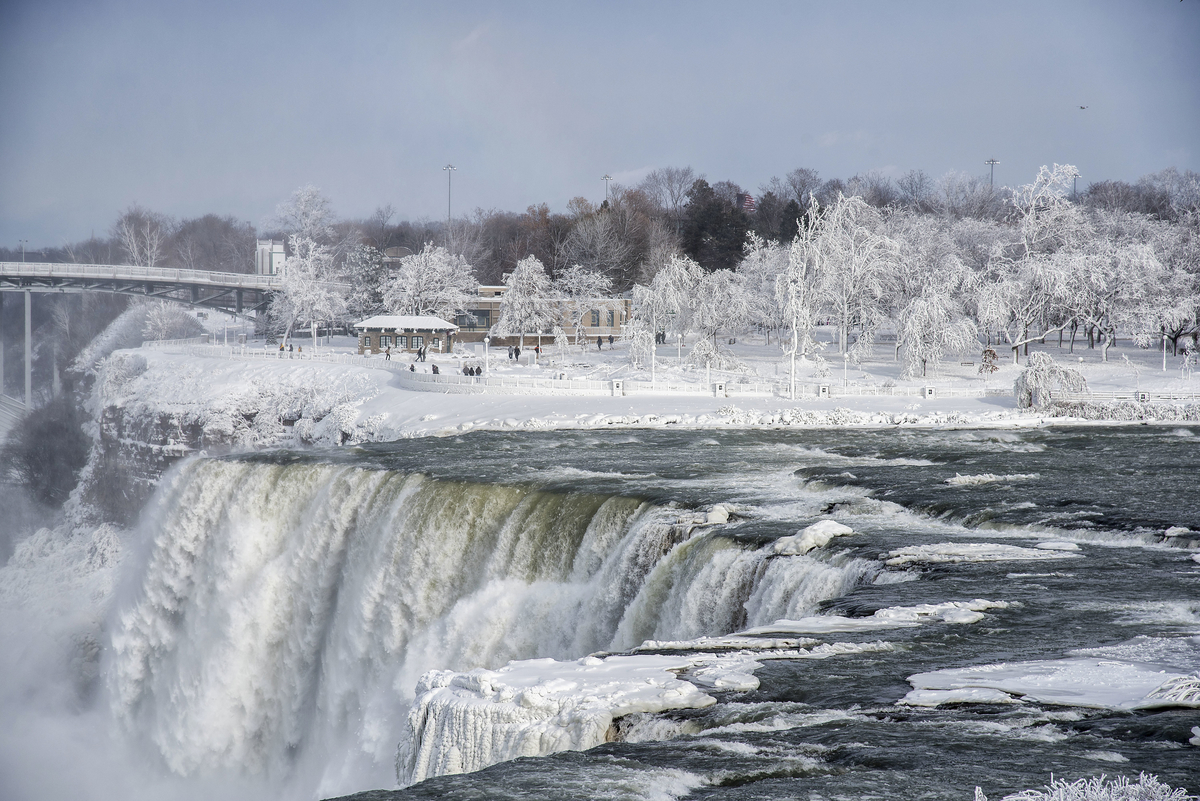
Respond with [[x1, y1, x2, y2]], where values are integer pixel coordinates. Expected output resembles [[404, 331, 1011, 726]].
[[816, 194, 897, 359], [737, 234, 790, 343], [554, 264, 613, 345], [113, 205, 173, 268], [1013, 351, 1087, 408], [493, 255, 556, 346], [691, 269, 748, 344], [343, 244, 388, 320], [270, 235, 347, 347], [631, 254, 702, 381], [383, 243, 478, 321], [1065, 241, 1169, 361], [270, 185, 336, 244], [898, 292, 978, 378]]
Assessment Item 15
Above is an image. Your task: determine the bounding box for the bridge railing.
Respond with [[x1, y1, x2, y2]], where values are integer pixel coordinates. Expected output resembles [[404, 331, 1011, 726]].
[[0, 261, 344, 291]]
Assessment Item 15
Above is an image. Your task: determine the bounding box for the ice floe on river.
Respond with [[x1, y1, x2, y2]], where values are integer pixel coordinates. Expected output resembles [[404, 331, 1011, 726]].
[[901, 657, 1200, 710], [886, 542, 1083, 566]]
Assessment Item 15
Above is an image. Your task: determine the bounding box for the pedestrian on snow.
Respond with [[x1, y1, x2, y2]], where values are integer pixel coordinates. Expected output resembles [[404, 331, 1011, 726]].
[[534, 344, 541, 357], [463, 365, 470, 376], [385, 346, 391, 361], [431, 364, 439, 375], [508, 345, 514, 360], [514, 346, 521, 361], [597, 336, 603, 351], [608, 335, 613, 347], [409, 363, 415, 372]]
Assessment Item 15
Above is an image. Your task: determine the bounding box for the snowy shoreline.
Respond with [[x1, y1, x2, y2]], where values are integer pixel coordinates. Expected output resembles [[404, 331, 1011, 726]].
[[88, 345, 1199, 453]]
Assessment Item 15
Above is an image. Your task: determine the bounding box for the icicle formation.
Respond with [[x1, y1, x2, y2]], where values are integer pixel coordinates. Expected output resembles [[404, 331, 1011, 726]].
[[109, 457, 878, 780]]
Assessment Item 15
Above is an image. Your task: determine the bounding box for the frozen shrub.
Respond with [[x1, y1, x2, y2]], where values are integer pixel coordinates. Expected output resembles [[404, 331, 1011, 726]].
[[1014, 352, 1087, 408], [976, 773, 1195, 801]]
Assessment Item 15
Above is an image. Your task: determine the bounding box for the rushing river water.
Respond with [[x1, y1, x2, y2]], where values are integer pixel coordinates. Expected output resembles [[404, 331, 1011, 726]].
[[4, 426, 1200, 800]]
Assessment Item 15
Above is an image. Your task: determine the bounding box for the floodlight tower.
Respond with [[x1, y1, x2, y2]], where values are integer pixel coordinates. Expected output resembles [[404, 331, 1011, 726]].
[[602, 174, 613, 203], [443, 164, 456, 225], [985, 159, 999, 188]]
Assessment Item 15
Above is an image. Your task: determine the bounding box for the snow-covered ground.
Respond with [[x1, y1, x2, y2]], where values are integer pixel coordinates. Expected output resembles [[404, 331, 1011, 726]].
[[123, 321, 1200, 445]]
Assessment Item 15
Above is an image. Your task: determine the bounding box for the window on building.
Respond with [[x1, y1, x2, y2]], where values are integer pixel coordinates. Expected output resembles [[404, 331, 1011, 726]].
[[431, 337, 440, 349], [412, 335, 424, 350], [362, 336, 371, 349], [591, 310, 600, 327], [606, 310, 615, 327], [380, 335, 392, 348], [397, 335, 407, 349]]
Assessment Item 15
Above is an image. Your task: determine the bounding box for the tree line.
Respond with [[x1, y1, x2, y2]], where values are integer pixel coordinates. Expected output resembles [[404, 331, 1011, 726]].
[[5, 163, 1198, 377]]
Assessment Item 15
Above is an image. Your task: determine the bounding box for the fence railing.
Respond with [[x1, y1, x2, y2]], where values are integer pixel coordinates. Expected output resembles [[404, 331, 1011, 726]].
[[1, 261, 282, 289], [1055, 390, 1199, 402]]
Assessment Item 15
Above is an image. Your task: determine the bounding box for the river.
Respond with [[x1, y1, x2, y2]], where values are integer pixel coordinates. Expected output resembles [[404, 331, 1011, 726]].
[[3, 425, 1199, 800]]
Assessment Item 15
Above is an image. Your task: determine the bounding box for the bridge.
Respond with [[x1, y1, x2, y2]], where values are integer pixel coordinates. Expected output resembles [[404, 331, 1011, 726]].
[[1, 261, 281, 313], [0, 261, 287, 423]]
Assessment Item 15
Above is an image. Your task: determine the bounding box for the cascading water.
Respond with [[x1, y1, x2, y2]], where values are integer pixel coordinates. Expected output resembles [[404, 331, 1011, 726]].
[[106, 455, 878, 795]]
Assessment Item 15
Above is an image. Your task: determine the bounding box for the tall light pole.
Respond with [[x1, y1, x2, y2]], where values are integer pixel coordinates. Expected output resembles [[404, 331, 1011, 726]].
[[602, 174, 612, 204], [443, 164, 456, 226], [1071, 169, 1080, 202], [985, 159, 999, 189], [19, 239, 28, 262]]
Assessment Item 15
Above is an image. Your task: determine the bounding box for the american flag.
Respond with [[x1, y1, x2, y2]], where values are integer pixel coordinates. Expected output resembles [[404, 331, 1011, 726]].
[[736, 192, 756, 213]]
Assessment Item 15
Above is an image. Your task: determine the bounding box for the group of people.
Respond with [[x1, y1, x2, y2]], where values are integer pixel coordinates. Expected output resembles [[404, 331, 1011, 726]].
[[462, 365, 482, 376], [277, 342, 302, 357], [598, 335, 615, 350]]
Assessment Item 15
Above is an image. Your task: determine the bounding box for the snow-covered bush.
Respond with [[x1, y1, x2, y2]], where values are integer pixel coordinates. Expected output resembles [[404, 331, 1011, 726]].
[[141, 301, 203, 342], [629, 328, 654, 370], [976, 772, 1195, 801], [686, 337, 744, 372], [1014, 351, 1087, 408]]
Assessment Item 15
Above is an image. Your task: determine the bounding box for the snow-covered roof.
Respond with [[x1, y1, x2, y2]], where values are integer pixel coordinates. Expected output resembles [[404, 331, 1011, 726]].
[[354, 315, 459, 332]]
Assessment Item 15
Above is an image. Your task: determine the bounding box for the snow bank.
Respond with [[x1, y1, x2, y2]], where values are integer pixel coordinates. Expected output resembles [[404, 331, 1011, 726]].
[[396, 651, 766, 784], [770, 519, 854, 555], [901, 657, 1200, 710], [885, 543, 1082, 566]]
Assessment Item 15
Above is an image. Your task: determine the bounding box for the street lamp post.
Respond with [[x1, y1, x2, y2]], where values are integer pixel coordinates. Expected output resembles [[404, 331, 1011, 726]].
[[484, 335, 490, 376], [19, 239, 28, 262], [443, 164, 456, 225], [1072, 170, 1080, 202], [985, 159, 999, 188], [602, 174, 612, 204]]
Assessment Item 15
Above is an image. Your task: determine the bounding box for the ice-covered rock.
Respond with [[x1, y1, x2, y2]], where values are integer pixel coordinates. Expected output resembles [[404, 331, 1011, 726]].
[[771, 520, 854, 555], [396, 652, 771, 784]]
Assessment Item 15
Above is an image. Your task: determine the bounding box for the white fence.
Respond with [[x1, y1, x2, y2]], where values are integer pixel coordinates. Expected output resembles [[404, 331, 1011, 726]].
[[1056, 390, 1199, 403]]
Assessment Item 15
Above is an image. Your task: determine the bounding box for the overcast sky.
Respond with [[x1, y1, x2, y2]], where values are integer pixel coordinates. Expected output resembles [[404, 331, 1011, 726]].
[[2, 0, 1198, 248]]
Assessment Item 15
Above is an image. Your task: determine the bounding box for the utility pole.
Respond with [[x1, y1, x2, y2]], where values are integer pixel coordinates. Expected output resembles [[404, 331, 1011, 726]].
[[1071, 169, 1080, 202], [985, 159, 999, 188], [442, 164, 456, 226], [602, 174, 612, 204]]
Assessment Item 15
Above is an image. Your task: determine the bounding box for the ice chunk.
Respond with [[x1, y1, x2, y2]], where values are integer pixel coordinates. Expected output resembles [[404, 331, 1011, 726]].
[[1035, 541, 1081, 551], [743, 599, 1010, 635], [886, 542, 1081, 566], [705, 505, 730, 525], [904, 657, 1200, 710], [771, 520, 854, 555], [899, 687, 1021, 707], [397, 651, 773, 784], [945, 473, 1040, 485]]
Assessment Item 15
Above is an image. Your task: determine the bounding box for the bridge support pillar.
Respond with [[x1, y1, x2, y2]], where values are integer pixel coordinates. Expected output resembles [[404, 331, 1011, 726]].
[[24, 289, 32, 409], [0, 293, 5, 398], [190, 285, 199, 304], [235, 289, 243, 314]]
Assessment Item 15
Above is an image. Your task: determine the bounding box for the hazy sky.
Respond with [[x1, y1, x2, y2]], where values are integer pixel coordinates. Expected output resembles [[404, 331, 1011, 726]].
[[2, 0, 1198, 248]]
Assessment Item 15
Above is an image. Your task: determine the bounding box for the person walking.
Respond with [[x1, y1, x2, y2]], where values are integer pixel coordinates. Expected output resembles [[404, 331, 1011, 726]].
[[608, 335, 614, 347], [597, 335, 603, 351], [514, 345, 521, 362], [508, 345, 514, 360], [385, 346, 391, 361]]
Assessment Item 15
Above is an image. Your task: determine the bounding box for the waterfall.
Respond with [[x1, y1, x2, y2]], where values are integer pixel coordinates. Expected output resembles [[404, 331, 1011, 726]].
[[107, 456, 879, 794]]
